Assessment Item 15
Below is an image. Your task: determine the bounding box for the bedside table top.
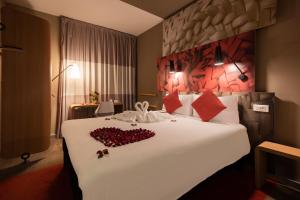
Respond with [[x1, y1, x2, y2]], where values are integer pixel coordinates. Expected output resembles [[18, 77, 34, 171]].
[[257, 141, 300, 160]]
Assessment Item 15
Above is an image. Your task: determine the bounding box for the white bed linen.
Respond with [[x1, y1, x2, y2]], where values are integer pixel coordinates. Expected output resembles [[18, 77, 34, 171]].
[[62, 115, 250, 200]]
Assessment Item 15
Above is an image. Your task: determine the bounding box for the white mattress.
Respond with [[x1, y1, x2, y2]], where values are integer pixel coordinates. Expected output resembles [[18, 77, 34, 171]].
[[62, 114, 250, 200]]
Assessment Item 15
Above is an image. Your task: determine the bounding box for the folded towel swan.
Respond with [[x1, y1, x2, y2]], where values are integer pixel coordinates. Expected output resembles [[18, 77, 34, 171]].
[[112, 101, 172, 123]]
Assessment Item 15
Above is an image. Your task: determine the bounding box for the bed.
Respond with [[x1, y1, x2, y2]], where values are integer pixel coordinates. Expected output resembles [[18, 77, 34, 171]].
[[62, 92, 275, 200]]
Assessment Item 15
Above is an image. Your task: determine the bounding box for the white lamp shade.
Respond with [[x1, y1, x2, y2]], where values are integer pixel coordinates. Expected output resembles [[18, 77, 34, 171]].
[[69, 64, 80, 79]]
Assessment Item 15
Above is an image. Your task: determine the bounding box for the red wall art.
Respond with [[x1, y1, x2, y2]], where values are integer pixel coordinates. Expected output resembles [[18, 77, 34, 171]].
[[157, 31, 255, 93]]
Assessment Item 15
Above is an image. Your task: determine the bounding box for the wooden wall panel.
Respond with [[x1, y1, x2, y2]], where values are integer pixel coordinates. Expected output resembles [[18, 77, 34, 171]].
[[1, 6, 50, 158]]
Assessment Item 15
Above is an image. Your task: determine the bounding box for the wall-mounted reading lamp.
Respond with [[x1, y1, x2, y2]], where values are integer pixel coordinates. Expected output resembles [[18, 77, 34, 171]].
[[167, 60, 175, 74], [214, 43, 224, 66], [166, 59, 183, 73], [214, 42, 248, 82], [176, 60, 183, 72]]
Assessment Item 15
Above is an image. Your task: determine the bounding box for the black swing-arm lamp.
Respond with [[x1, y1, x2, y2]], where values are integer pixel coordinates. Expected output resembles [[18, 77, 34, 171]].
[[214, 42, 248, 82], [230, 60, 249, 82]]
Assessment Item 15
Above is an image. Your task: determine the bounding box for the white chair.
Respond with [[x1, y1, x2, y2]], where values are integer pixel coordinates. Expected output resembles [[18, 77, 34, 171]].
[[95, 100, 114, 117]]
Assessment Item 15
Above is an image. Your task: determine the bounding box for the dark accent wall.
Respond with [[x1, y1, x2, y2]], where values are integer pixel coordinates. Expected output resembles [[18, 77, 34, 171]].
[[256, 0, 300, 148], [137, 23, 163, 107], [256, 0, 300, 179]]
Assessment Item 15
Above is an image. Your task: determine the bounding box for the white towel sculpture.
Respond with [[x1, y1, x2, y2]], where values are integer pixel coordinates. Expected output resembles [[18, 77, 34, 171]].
[[112, 101, 172, 123]]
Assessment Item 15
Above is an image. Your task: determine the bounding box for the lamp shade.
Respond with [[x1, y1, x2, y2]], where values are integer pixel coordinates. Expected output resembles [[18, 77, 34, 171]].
[[176, 61, 183, 72], [214, 43, 224, 66], [239, 73, 249, 82], [169, 60, 175, 73], [69, 64, 80, 79]]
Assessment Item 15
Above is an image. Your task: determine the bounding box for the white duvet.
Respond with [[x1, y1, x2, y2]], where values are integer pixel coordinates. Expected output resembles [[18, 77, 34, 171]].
[[62, 114, 250, 200]]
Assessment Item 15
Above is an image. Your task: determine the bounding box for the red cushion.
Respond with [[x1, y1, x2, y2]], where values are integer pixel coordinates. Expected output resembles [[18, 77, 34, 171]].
[[163, 90, 182, 113], [192, 90, 226, 122]]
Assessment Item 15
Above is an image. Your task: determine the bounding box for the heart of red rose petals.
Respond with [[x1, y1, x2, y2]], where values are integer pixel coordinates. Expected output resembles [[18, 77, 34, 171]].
[[90, 127, 155, 147]]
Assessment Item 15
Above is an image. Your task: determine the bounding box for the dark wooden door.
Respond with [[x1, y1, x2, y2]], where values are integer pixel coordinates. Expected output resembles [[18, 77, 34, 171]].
[[1, 6, 51, 158]]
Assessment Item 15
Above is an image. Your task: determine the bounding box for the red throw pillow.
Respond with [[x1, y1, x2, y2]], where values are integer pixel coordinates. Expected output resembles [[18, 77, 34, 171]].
[[192, 90, 226, 122], [163, 90, 182, 113]]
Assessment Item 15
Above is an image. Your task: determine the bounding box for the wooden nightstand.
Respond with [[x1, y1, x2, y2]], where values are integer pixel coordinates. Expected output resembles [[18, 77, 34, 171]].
[[255, 141, 300, 189], [69, 102, 123, 120]]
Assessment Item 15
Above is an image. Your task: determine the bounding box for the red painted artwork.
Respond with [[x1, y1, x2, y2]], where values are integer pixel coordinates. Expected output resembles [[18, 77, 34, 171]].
[[157, 31, 255, 93]]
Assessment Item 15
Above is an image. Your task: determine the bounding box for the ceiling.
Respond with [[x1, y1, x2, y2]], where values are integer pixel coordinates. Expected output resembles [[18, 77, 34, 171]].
[[121, 0, 195, 19], [6, 0, 164, 36]]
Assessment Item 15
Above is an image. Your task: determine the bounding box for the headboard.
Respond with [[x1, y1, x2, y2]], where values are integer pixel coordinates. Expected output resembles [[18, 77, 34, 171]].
[[161, 91, 275, 148], [192, 91, 275, 148], [237, 92, 275, 148]]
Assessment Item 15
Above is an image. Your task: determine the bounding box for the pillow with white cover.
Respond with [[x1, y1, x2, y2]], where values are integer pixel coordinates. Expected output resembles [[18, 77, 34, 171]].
[[163, 94, 193, 116], [192, 94, 240, 124]]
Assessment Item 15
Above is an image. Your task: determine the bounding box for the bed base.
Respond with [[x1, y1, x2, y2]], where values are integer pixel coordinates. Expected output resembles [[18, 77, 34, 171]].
[[63, 139, 83, 200], [63, 138, 252, 200]]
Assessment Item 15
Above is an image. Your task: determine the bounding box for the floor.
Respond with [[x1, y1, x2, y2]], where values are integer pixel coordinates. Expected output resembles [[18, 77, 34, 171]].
[[0, 137, 299, 200], [0, 137, 63, 180]]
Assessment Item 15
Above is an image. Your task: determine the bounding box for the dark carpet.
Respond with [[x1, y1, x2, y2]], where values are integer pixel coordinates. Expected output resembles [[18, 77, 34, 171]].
[[0, 162, 295, 200], [0, 164, 73, 200]]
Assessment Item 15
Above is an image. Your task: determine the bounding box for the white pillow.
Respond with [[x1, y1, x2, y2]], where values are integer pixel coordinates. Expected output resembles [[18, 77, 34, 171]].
[[192, 94, 240, 124], [212, 95, 240, 124], [192, 93, 201, 117], [162, 94, 193, 116]]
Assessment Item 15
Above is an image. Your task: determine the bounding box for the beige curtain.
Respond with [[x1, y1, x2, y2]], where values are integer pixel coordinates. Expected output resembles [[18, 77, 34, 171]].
[[56, 17, 136, 136]]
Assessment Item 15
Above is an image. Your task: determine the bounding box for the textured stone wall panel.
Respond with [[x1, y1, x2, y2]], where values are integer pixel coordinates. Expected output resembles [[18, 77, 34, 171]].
[[163, 0, 277, 56]]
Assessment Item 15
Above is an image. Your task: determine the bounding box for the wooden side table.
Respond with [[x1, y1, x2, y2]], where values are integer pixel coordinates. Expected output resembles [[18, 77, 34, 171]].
[[69, 103, 98, 120], [255, 141, 300, 188], [69, 102, 123, 120]]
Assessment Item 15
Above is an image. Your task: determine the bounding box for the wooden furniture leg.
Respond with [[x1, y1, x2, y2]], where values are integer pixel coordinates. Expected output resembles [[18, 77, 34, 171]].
[[255, 148, 267, 188]]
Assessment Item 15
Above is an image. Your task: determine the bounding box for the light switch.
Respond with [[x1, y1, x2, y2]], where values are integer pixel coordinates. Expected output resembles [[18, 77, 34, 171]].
[[253, 104, 269, 112]]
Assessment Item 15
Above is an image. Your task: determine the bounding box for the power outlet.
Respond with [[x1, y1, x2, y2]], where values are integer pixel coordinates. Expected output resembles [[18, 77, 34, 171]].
[[253, 104, 269, 112]]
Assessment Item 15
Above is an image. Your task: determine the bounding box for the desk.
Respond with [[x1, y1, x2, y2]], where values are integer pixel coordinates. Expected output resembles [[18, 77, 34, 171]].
[[69, 102, 123, 119]]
